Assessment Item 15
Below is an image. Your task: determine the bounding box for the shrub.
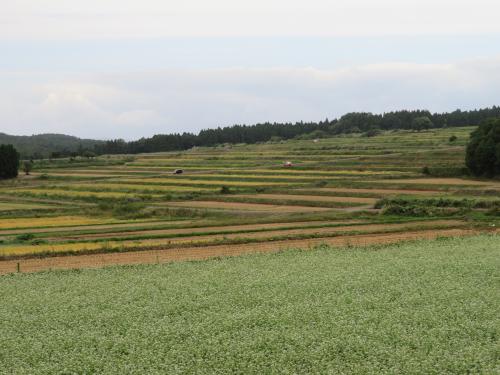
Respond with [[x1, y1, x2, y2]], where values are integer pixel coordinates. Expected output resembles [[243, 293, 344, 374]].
[[22, 161, 33, 175], [220, 186, 231, 194], [362, 129, 381, 137], [449, 135, 457, 142], [16, 233, 35, 242], [112, 201, 148, 219], [30, 239, 48, 245], [465, 118, 500, 177], [422, 166, 431, 175], [314, 180, 328, 187], [381, 204, 435, 216], [486, 207, 500, 216], [295, 130, 328, 140], [411, 116, 433, 131], [376, 197, 499, 215], [183, 192, 201, 200]]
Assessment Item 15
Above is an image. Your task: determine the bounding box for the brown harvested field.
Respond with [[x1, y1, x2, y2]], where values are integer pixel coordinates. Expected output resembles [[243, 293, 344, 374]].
[[47, 220, 358, 241], [166, 201, 332, 212], [373, 178, 500, 187], [231, 194, 378, 204], [0, 228, 484, 275], [306, 187, 443, 196]]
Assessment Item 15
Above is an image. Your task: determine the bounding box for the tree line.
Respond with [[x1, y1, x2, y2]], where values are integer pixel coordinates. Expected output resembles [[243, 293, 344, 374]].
[[94, 107, 500, 155]]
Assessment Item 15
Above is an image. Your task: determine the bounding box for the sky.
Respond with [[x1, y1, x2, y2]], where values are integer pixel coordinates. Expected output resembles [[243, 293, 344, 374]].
[[2, 0, 500, 140]]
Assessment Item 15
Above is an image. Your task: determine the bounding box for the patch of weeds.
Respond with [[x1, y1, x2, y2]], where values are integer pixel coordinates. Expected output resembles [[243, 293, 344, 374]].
[[16, 233, 35, 242], [314, 180, 328, 187]]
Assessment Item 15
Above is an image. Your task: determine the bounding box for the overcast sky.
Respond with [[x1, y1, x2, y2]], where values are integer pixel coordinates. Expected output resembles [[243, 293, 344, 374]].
[[2, 0, 500, 139]]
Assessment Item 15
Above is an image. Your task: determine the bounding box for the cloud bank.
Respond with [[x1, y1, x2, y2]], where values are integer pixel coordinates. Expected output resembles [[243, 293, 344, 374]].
[[3, 0, 500, 39], [1, 57, 500, 139]]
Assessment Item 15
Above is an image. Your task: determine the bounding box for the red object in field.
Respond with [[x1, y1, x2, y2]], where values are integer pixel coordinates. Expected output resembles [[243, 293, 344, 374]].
[[283, 161, 293, 167]]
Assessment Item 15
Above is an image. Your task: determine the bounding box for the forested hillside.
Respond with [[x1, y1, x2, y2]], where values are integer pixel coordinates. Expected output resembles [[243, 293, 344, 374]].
[[95, 107, 500, 155], [0, 133, 103, 159]]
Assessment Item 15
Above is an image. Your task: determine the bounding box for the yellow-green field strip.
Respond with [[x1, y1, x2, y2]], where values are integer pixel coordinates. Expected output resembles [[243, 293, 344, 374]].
[[0, 219, 466, 259]]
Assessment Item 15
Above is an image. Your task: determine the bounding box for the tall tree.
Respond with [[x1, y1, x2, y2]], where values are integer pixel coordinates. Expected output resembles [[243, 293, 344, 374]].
[[465, 118, 500, 177], [411, 116, 434, 131], [0, 144, 20, 179]]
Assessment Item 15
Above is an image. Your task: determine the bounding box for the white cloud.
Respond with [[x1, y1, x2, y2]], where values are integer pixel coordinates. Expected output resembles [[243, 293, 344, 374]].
[[1, 57, 499, 139], [2, 0, 500, 39]]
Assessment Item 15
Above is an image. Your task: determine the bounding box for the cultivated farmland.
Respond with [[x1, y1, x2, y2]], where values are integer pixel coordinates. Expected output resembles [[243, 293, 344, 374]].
[[0, 126, 499, 273], [1, 235, 498, 373]]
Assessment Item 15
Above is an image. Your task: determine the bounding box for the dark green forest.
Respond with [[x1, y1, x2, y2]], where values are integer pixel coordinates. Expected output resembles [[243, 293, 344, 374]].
[[0, 133, 103, 159], [95, 107, 500, 155]]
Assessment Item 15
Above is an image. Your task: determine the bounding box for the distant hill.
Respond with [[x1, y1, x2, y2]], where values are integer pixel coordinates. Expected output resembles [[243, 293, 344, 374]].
[[0, 133, 104, 159]]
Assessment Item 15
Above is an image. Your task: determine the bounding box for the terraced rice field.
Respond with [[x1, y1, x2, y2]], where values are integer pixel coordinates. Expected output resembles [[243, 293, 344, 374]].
[[0, 216, 126, 230], [118, 178, 301, 187], [0, 126, 498, 273], [231, 193, 378, 204], [306, 187, 443, 196], [165, 200, 333, 212], [9, 188, 157, 199], [1, 218, 464, 258], [0, 202, 57, 210], [374, 178, 500, 187]]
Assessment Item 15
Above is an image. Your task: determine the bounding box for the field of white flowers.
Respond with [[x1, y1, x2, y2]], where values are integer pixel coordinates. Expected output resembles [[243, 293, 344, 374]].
[[1, 234, 498, 374]]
